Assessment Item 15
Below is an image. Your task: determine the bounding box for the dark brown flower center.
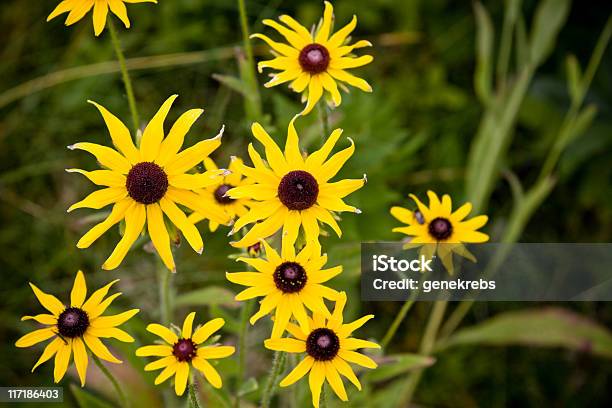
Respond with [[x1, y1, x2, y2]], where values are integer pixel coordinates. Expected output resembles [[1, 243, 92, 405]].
[[57, 307, 89, 338], [306, 328, 340, 361], [172, 338, 197, 362], [278, 170, 319, 211], [273, 262, 307, 293], [299, 43, 330, 74], [429, 217, 453, 241], [214, 184, 235, 205], [126, 162, 168, 204]]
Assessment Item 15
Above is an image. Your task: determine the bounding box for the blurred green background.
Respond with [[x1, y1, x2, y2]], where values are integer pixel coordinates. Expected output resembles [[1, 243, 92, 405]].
[[1, 0, 611, 407]]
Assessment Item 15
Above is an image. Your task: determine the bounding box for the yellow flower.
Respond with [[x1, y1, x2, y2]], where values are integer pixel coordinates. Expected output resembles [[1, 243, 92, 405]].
[[187, 157, 252, 232], [68, 95, 229, 271], [47, 0, 157, 37], [390, 191, 489, 245], [252, 1, 373, 115], [391, 191, 489, 273], [15, 271, 139, 386], [227, 118, 365, 248], [226, 240, 341, 338], [136, 313, 235, 396], [264, 292, 379, 408]]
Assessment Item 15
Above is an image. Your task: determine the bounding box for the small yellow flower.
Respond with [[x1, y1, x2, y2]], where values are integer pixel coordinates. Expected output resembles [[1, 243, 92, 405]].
[[136, 313, 235, 396], [227, 240, 341, 338], [391, 191, 489, 245], [252, 1, 373, 115], [264, 292, 379, 408], [15, 271, 139, 386], [391, 191, 489, 273], [227, 118, 365, 248], [68, 95, 230, 271], [188, 157, 252, 232], [47, 0, 157, 37]]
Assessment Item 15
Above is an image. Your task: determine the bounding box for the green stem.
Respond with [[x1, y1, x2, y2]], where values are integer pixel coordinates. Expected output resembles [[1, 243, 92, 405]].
[[380, 299, 415, 350], [399, 300, 447, 406], [108, 19, 140, 134], [260, 350, 286, 408], [158, 264, 172, 325], [91, 353, 128, 408], [234, 298, 253, 408], [188, 377, 202, 408], [237, 0, 262, 120], [318, 99, 331, 141]]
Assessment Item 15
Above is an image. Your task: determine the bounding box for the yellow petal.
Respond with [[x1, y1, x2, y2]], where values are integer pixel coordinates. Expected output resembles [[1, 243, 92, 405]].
[[53, 341, 72, 383], [140, 95, 178, 161], [65, 0, 94, 26], [87, 327, 135, 342], [102, 203, 146, 270], [264, 338, 306, 353], [325, 361, 348, 401], [320, 178, 365, 199], [29, 283, 65, 316], [168, 170, 225, 190], [250, 33, 299, 57], [47, 0, 76, 22], [249, 291, 281, 325], [70, 270, 87, 308], [192, 357, 222, 389], [147, 323, 178, 344], [164, 128, 223, 176], [302, 75, 324, 115], [315, 1, 334, 43], [108, 0, 130, 28], [320, 72, 342, 107], [329, 55, 373, 70], [83, 333, 121, 363], [262, 19, 309, 49], [173, 361, 190, 396], [337, 350, 377, 369], [282, 210, 301, 249], [280, 356, 314, 387], [145, 355, 176, 371], [250, 123, 289, 177], [154, 362, 178, 385], [87, 100, 139, 163], [67, 187, 127, 212], [15, 328, 56, 348], [225, 271, 265, 286], [316, 194, 358, 213], [21, 314, 57, 325], [290, 72, 311, 93], [309, 362, 326, 408], [81, 279, 120, 315], [341, 338, 380, 351], [331, 357, 361, 390], [305, 128, 343, 170], [147, 203, 175, 271], [92, 0, 108, 36], [32, 337, 62, 372], [197, 346, 235, 359], [76, 199, 132, 249], [182, 312, 196, 339], [327, 15, 357, 49], [278, 14, 312, 40], [390, 206, 414, 225], [192, 318, 224, 344], [309, 205, 342, 237], [338, 315, 374, 337], [73, 337, 88, 387], [156, 109, 204, 166], [327, 68, 372, 92], [166, 187, 229, 225], [65, 168, 126, 187], [451, 202, 473, 222], [318, 138, 355, 182], [271, 296, 292, 338], [159, 197, 204, 253], [136, 344, 173, 357], [231, 207, 287, 248], [90, 309, 139, 329], [285, 116, 304, 167]]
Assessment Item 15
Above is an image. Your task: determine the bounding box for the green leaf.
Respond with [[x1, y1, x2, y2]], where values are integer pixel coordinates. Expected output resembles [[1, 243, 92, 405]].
[[70, 384, 114, 408], [175, 286, 238, 308], [529, 0, 571, 66], [212, 73, 248, 96], [473, 2, 494, 104], [369, 353, 435, 383], [439, 308, 612, 359], [565, 54, 582, 104], [238, 377, 258, 397]]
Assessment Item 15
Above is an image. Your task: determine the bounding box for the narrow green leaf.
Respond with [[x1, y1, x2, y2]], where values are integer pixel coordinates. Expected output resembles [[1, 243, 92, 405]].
[[175, 286, 238, 308], [212, 73, 248, 96], [529, 0, 571, 66], [238, 377, 259, 397], [439, 308, 612, 359], [473, 2, 494, 104], [70, 384, 114, 408], [565, 54, 582, 104], [369, 353, 435, 383]]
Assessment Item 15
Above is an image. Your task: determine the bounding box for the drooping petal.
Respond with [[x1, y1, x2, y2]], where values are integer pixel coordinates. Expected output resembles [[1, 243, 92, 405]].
[[31, 338, 62, 372], [102, 203, 146, 270], [320, 73, 342, 107], [65, 0, 94, 26], [173, 361, 190, 396], [337, 350, 377, 369], [83, 333, 121, 363], [47, 0, 77, 22], [327, 68, 372, 92], [192, 357, 222, 389], [92, 0, 109, 36], [53, 341, 72, 383], [302, 75, 324, 115], [159, 197, 204, 254], [332, 357, 361, 390], [147, 203, 175, 271], [279, 356, 314, 387], [325, 361, 348, 401], [73, 337, 89, 387], [108, 0, 130, 28], [154, 362, 178, 385], [76, 199, 132, 249], [309, 362, 326, 408]]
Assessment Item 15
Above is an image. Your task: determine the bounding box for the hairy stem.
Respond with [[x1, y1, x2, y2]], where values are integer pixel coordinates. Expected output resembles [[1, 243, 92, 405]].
[[91, 353, 128, 408], [260, 350, 286, 408], [234, 298, 253, 408], [108, 19, 140, 134]]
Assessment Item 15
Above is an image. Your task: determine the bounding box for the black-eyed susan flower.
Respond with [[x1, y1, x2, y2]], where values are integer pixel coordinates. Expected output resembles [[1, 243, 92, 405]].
[[136, 313, 235, 396], [264, 292, 379, 407], [391, 191, 489, 273], [188, 157, 252, 232], [252, 1, 373, 115], [68, 95, 230, 271], [227, 118, 365, 248], [47, 0, 157, 37], [227, 240, 341, 338], [15, 271, 138, 386]]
